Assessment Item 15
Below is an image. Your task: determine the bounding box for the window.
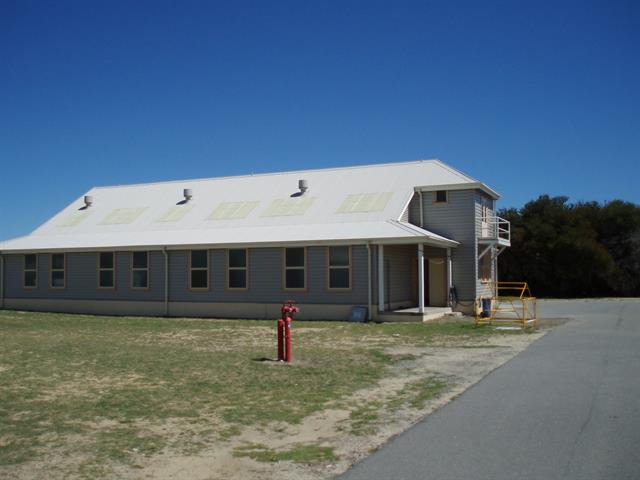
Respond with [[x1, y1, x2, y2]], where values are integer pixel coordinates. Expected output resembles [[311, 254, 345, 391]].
[[23, 254, 37, 288], [328, 246, 351, 290], [98, 252, 115, 288], [434, 190, 448, 203], [284, 247, 306, 290], [50, 253, 65, 288], [190, 250, 209, 290], [228, 249, 248, 289], [131, 251, 149, 289]]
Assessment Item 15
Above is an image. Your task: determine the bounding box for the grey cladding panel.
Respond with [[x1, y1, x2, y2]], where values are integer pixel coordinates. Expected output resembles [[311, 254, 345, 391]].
[[4, 246, 369, 310], [384, 245, 414, 307], [4, 252, 165, 302], [409, 189, 477, 301], [168, 246, 370, 306], [408, 194, 421, 225]]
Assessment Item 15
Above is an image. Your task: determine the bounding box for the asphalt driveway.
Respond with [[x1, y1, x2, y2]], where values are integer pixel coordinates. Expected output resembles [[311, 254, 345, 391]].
[[338, 299, 640, 480]]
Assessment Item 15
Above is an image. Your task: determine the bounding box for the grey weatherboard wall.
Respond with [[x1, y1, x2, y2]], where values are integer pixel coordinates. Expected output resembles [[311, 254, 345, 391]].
[[3, 246, 370, 309], [4, 252, 166, 302], [383, 245, 415, 309], [408, 189, 477, 301], [167, 246, 369, 305]]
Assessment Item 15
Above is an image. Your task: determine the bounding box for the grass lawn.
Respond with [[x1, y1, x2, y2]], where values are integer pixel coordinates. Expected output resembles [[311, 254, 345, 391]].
[[0, 309, 521, 477]]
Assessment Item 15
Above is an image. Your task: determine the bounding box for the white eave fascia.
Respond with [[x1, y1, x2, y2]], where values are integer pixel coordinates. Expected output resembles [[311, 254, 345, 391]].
[[0, 237, 458, 253], [0, 221, 459, 253], [385, 221, 459, 247], [414, 182, 500, 200]]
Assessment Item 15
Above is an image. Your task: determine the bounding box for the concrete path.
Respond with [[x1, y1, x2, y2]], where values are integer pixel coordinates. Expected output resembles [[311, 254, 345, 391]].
[[338, 299, 640, 480]]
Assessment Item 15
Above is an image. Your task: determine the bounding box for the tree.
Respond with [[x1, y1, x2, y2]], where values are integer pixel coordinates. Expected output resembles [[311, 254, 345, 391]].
[[498, 195, 640, 297]]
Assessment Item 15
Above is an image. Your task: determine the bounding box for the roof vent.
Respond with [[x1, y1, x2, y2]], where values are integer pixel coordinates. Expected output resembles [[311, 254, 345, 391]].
[[183, 188, 193, 202], [83, 195, 93, 208], [298, 179, 309, 195]]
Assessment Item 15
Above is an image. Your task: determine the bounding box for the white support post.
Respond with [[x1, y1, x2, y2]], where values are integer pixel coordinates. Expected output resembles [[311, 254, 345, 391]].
[[446, 248, 453, 288], [377, 245, 385, 313], [418, 244, 425, 314], [491, 246, 497, 285], [478, 244, 492, 260]]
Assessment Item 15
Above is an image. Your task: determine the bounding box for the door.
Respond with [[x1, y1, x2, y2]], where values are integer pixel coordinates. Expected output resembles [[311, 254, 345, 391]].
[[427, 258, 447, 307]]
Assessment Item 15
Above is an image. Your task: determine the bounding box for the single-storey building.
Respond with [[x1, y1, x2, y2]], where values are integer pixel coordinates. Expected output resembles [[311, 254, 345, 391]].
[[0, 159, 510, 320]]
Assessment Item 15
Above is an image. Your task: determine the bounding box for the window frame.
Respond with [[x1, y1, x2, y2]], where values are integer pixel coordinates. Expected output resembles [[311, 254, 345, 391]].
[[130, 251, 149, 290], [49, 253, 66, 290], [189, 250, 210, 291], [283, 247, 307, 291], [326, 246, 352, 291], [433, 190, 448, 204], [23, 254, 38, 289], [227, 248, 249, 291], [97, 252, 116, 290]]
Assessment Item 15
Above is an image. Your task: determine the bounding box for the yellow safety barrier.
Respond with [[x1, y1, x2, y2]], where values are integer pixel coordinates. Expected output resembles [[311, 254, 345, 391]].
[[475, 282, 537, 329]]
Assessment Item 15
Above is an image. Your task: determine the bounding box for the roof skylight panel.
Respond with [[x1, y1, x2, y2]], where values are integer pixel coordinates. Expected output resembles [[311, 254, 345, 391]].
[[207, 201, 259, 220], [261, 197, 315, 217], [156, 205, 193, 222], [336, 192, 393, 213], [99, 207, 148, 225], [56, 211, 92, 227]]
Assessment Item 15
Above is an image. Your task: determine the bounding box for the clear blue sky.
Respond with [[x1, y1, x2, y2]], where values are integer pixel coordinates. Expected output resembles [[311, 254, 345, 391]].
[[1, 0, 638, 241]]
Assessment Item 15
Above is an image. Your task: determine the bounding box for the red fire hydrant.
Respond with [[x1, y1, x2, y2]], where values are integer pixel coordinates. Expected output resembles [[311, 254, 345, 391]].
[[278, 300, 299, 362]]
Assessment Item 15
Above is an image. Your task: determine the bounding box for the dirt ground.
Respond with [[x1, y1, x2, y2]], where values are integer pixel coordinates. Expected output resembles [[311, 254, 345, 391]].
[[121, 329, 546, 480]]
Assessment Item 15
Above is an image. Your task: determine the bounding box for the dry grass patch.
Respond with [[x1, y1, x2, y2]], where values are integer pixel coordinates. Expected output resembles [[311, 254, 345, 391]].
[[0, 310, 541, 479]]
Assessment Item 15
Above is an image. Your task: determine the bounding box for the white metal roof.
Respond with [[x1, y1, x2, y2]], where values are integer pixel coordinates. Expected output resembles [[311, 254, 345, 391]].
[[0, 221, 458, 252], [0, 159, 494, 252]]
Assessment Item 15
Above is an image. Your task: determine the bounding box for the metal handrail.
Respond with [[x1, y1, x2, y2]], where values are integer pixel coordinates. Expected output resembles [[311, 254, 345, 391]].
[[479, 215, 511, 242], [475, 281, 537, 328], [492, 281, 533, 299]]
